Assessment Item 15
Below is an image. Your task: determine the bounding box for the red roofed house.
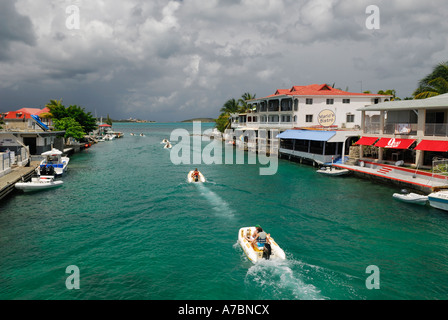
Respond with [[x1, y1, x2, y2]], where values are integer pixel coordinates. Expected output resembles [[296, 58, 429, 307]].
[[1, 107, 64, 156], [235, 84, 390, 130]]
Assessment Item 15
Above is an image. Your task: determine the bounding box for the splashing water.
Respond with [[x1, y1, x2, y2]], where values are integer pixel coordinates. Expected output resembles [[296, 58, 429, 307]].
[[194, 183, 235, 218], [244, 259, 324, 300]]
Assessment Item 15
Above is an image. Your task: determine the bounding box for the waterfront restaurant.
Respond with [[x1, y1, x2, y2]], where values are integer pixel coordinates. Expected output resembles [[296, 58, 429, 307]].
[[357, 93, 448, 169], [231, 84, 391, 164]]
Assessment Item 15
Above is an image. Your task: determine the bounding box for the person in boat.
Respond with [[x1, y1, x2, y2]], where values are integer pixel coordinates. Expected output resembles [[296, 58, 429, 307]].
[[191, 168, 200, 182], [251, 226, 272, 260]]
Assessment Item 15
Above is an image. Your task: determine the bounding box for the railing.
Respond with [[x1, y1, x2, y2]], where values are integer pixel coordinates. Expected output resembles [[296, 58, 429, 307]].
[[425, 123, 448, 137], [383, 123, 417, 135], [364, 123, 380, 134]]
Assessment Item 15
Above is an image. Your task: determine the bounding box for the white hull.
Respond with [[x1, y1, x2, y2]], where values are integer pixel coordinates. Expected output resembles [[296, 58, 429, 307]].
[[317, 167, 350, 176], [428, 191, 448, 211], [38, 149, 69, 176], [393, 192, 428, 205], [188, 171, 205, 183], [238, 227, 286, 264], [15, 176, 63, 192]]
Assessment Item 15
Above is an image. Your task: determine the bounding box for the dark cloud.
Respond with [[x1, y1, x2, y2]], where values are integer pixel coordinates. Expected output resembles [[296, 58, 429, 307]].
[[0, 0, 35, 60], [0, 0, 448, 121]]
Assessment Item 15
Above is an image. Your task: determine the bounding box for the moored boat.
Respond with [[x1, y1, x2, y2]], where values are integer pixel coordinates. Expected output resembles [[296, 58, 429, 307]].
[[238, 227, 286, 264], [38, 148, 69, 176], [15, 176, 63, 192], [317, 166, 350, 176], [428, 191, 448, 211], [393, 192, 428, 205]]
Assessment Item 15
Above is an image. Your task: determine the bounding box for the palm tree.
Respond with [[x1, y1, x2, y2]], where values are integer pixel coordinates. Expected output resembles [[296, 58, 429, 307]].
[[413, 61, 448, 99], [238, 92, 256, 112], [220, 98, 240, 114]]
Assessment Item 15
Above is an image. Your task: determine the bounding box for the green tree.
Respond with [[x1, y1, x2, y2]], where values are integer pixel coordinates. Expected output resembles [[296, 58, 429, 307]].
[[66, 105, 97, 133], [53, 117, 86, 141], [220, 98, 240, 114], [215, 114, 230, 133], [413, 61, 448, 99], [105, 114, 113, 126], [238, 92, 256, 112], [45, 99, 67, 119], [46, 100, 97, 133]]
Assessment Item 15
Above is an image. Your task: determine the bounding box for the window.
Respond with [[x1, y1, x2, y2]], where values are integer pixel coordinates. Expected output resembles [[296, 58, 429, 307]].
[[252, 116, 258, 122], [306, 98, 313, 105], [343, 99, 350, 104], [326, 99, 334, 105], [306, 114, 313, 122], [346, 114, 355, 123], [373, 98, 380, 104], [281, 115, 291, 123], [294, 99, 298, 111]]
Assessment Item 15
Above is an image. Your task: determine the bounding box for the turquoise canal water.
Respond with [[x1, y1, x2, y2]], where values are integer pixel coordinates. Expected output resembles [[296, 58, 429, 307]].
[[1, 123, 448, 300]]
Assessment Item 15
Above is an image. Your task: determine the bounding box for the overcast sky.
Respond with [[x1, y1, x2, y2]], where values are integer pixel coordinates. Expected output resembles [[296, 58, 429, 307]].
[[1, 0, 447, 122]]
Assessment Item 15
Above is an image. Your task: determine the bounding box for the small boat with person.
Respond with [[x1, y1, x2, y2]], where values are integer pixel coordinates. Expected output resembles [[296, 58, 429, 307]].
[[188, 169, 205, 183], [392, 190, 428, 205], [15, 176, 63, 192], [238, 226, 286, 264]]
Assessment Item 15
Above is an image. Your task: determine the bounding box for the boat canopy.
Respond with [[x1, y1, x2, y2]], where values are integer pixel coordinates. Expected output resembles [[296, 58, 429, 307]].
[[277, 130, 336, 141], [41, 148, 63, 156]]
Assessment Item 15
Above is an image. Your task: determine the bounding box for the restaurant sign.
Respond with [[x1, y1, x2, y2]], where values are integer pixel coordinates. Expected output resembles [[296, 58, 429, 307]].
[[318, 109, 336, 127]]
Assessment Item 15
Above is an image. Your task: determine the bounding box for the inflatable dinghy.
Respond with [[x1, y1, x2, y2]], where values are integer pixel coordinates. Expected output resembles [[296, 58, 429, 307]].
[[188, 170, 205, 183], [238, 226, 286, 263]]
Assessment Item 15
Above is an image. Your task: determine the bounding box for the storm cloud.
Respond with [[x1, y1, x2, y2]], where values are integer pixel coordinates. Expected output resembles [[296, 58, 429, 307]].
[[1, 0, 447, 121]]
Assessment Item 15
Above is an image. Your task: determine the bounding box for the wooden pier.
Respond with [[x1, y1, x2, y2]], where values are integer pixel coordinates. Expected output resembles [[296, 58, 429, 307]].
[[0, 161, 40, 201]]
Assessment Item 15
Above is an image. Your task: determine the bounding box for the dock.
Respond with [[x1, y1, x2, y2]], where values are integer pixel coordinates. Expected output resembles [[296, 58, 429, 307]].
[[0, 161, 40, 201], [334, 160, 448, 194]]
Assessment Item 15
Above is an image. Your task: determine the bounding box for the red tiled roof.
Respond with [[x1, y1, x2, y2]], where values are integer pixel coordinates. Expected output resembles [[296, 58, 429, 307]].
[[255, 84, 391, 100], [3, 107, 49, 119]]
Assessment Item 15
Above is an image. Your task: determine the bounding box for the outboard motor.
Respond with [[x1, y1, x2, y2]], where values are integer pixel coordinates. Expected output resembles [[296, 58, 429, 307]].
[[262, 243, 272, 260], [47, 165, 55, 176]]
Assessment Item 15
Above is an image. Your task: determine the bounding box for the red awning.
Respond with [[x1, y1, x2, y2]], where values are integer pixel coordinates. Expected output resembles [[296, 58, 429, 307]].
[[374, 138, 415, 149], [414, 140, 448, 152], [355, 137, 378, 146]]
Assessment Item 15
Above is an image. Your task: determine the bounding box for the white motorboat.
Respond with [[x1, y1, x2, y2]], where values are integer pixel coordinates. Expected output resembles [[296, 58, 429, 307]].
[[104, 134, 115, 141], [164, 142, 172, 149], [38, 148, 69, 176], [428, 190, 448, 211], [393, 192, 428, 205], [238, 227, 286, 264], [187, 170, 205, 183], [161, 139, 169, 144], [15, 176, 63, 192], [317, 166, 350, 176]]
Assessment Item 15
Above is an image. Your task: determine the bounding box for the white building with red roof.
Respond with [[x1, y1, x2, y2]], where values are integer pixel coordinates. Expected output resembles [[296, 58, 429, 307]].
[[235, 84, 391, 130], [228, 84, 391, 165]]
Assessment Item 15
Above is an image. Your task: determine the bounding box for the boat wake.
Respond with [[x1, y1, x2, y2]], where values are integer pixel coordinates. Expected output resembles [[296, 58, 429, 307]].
[[195, 183, 235, 218], [244, 258, 324, 300]]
